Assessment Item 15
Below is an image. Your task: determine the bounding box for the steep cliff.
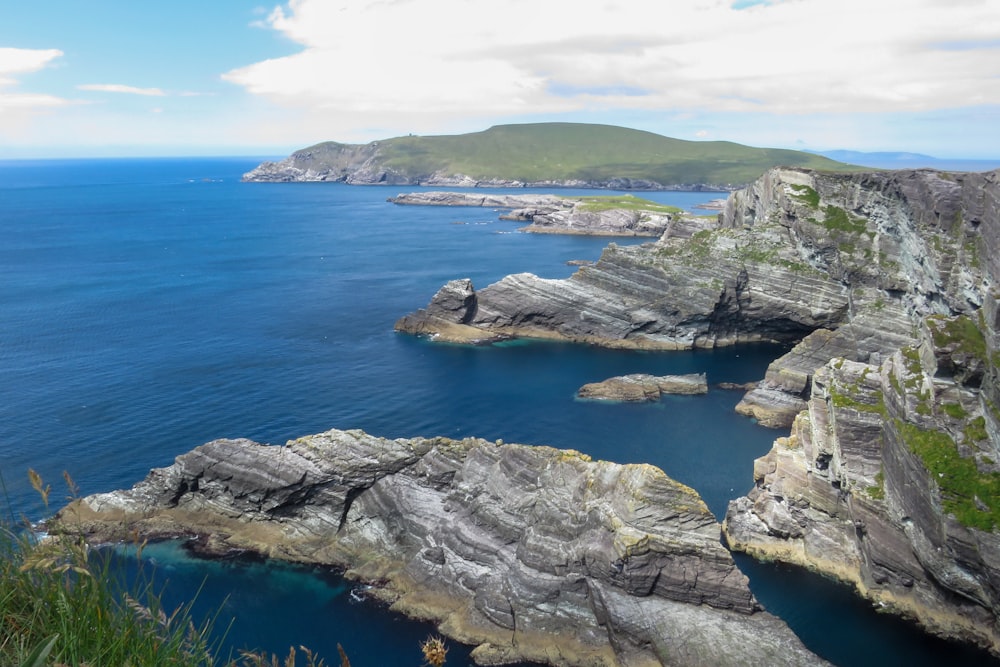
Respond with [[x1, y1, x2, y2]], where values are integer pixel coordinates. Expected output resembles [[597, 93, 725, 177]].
[[54, 429, 825, 667], [724, 306, 1000, 655], [395, 166, 1000, 653], [397, 168, 998, 424]]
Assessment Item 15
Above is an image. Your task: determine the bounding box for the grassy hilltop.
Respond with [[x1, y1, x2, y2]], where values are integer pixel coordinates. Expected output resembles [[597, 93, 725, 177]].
[[281, 122, 857, 187]]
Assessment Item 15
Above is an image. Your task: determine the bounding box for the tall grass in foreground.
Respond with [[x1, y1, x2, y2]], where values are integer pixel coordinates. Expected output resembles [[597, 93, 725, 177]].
[[1, 470, 437, 666], [0, 470, 222, 666]]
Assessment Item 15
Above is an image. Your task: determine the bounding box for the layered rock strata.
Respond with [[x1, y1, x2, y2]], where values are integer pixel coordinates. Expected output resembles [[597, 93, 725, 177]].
[[724, 308, 1000, 656], [577, 373, 708, 401], [54, 429, 825, 667], [397, 168, 999, 427]]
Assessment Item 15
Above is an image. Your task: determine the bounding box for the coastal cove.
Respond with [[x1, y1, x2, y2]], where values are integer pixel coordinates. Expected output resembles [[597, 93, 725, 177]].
[[2, 158, 995, 665]]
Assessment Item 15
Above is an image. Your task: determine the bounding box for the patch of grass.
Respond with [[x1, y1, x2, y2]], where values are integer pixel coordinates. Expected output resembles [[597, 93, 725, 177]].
[[942, 402, 969, 420], [2, 473, 221, 666], [898, 421, 1000, 531], [965, 416, 989, 444], [4, 472, 344, 667], [867, 470, 885, 501], [577, 195, 681, 215], [820, 205, 868, 235], [927, 314, 988, 364], [788, 184, 820, 208]]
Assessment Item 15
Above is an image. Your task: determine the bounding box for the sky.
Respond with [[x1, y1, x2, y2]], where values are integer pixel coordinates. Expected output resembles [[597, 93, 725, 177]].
[[2, 0, 999, 159]]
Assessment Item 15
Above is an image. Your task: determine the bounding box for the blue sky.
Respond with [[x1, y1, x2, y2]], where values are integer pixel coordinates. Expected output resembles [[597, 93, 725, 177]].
[[2, 0, 999, 158]]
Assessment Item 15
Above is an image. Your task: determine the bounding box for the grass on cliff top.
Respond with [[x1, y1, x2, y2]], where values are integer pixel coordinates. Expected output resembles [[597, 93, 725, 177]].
[[300, 122, 859, 186], [576, 195, 682, 215], [898, 421, 1000, 531]]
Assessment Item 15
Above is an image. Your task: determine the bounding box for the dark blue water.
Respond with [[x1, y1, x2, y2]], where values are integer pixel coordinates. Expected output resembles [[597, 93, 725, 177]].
[[1, 158, 993, 666]]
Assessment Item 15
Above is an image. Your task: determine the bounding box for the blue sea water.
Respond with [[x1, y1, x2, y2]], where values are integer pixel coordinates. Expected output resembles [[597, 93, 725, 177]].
[[0, 157, 994, 666]]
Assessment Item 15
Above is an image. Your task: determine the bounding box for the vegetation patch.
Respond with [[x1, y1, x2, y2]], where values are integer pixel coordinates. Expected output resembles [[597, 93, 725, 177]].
[[867, 470, 886, 501], [577, 195, 681, 215], [788, 184, 820, 208], [927, 314, 987, 364], [820, 205, 868, 235], [942, 402, 969, 420], [898, 420, 1000, 531], [965, 416, 989, 444]]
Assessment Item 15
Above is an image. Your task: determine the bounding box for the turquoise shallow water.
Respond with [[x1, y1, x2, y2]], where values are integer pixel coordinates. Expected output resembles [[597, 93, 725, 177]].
[[1, 158, 995, 665]]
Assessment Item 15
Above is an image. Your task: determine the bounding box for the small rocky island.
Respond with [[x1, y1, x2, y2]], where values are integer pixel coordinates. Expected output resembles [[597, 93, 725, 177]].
[[397, 166, 1000, 657], [55, 429, 825, 667], [577, 373, 708, 401]]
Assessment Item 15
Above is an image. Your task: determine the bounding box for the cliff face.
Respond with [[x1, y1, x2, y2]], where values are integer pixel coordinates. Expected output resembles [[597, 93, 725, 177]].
[[395, 166, 1000, 653], [724, 306, 1000, 655], [57, 429, 825, 667], [398, 168, 998, 424]]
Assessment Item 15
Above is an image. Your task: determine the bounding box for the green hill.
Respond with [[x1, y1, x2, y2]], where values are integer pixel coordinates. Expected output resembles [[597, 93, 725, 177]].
[[246, 122, 859, 188]]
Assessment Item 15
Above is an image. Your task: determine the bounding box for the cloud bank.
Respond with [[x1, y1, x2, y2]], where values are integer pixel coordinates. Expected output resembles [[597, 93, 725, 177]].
[[223, 0, 1000, 122]]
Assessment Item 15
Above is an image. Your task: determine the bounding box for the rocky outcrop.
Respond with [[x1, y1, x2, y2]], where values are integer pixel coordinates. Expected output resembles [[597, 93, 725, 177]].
[[577, 373, 708, 401], [388, 192, 571, 210], [389, 191, 712, 237], [724, 307, 1000, 656], [393, 167, 1000, 655], [398, 168, 999, 425], [54, 429, 825, 667]]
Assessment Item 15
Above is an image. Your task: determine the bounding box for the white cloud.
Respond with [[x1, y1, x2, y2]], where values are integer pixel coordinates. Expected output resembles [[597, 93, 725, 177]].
[[0, 47, 69, 112], [223, 0, 1000, 125], [77, 84, 167, 96], [0, 47, 63, 76]]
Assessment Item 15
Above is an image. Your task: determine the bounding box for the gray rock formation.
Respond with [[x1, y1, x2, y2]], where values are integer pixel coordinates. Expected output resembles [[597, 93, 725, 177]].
[[397, 168, 999, 425], [55, 429, 826, 667], [395, 166, 1000, 654], [577, 373, 708, 401], [389, 191, 712, 237], [724, 307, 1000, 657]]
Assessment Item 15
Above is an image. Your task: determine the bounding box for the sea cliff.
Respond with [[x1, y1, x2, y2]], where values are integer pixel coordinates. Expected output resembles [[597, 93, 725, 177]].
[[397, 166, 1000, 654], [54, 429, 824, 667]]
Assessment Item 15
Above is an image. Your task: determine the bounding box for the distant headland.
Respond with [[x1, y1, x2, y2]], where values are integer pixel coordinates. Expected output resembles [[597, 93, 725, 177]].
[[242, 122, 859, 190]]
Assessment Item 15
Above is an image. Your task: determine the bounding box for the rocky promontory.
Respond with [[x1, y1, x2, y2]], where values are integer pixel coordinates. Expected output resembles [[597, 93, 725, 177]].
[[577, 373, 708, 401], [389, 191, 714, 237], [54, 429, 825, 667], [395, 166, 1000, 654]]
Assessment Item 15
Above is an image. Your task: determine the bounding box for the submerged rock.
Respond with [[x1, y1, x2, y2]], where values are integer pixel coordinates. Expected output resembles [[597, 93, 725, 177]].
[[55, 429, 826, 667]]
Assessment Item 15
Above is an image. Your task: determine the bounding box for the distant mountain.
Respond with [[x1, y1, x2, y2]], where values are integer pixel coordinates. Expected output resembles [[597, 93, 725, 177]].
[[244, 122, 859, 190], [811, 149, 1000, 172]]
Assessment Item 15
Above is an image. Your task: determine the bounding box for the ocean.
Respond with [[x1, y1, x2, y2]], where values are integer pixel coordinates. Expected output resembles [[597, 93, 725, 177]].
[[0, 157, 993, 666]]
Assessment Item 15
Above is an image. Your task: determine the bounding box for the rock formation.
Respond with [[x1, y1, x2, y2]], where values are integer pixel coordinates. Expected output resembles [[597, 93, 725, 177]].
[[54, 429, 825, 667], [389, 191, 712, 237], [724, 306, 1000, 656], [396, 166, 1000, 654], [577, 373, 708, 401], [397, 168, 998, 424]]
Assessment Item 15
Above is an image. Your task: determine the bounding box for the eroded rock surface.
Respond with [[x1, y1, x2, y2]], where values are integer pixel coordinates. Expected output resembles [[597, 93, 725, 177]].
[[397, 168, 1000, 426], [724, 308, 1000, 657], [56, 429, 825, 667], [577, 373, 708, 401]]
